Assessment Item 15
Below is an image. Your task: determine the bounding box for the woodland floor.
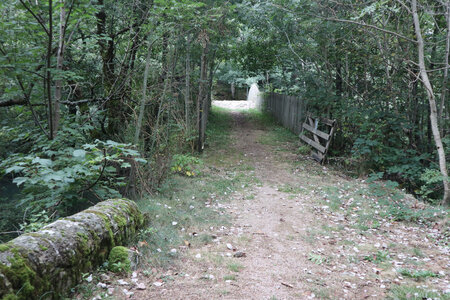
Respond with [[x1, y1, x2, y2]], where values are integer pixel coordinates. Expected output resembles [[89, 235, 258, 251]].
[[77, 102, 449, 300]]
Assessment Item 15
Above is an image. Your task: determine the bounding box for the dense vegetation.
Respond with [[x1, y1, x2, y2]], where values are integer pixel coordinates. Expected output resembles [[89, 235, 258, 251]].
[[0, 0, 448, 241]]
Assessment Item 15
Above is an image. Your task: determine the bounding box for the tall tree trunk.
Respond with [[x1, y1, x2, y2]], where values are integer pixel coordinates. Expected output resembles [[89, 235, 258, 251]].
[[96, 0, 119, 135], [134, 38, 154, 145], [440, 1, 450, 136], [185, 35, 191, 132], [46, 0, 54, 140], [53, 0, 65, 138], [197, 31, 209, 153], [411, 0, 450, 206]]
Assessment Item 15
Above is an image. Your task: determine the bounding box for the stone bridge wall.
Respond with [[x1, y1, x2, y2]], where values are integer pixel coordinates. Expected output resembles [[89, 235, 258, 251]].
[[0, 198, 144, 300]]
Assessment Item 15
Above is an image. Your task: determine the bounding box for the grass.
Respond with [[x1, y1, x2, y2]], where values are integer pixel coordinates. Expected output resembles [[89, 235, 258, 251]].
[[227, 262, 244, 272], [223, 274, 237, 281], [308, 253, 328, 265], [387, 285, 449, 300], [206, 106, 233, 148], [363, 250, 390, 264], [318, 179, 449, 234], [239, 109, 298, 148], [397, 268, 440, 280], [411, 247, 425, 258], [277, 183, 305, 194], [134, 107, 258, 269]]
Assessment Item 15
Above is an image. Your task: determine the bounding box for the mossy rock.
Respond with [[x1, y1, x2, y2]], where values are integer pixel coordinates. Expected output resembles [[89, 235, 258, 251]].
[[0, 199, 144, 299], [108, 246, 131, 273]]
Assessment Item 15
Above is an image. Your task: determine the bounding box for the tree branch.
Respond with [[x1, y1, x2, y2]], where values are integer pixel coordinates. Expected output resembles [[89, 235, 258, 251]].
[[323, 17, 417, 43]]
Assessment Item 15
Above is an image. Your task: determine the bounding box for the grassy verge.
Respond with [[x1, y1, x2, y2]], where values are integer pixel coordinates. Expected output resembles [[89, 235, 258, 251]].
[[133, 106, 258, 269]]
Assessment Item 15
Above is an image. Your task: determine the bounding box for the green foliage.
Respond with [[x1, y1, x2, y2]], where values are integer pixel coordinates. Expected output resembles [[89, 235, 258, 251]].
[[0, 119, 145, 217], [397, 268, 440, 280], [170, 154, 202, 177], [387, 285, 449, 300], [308, 253, 327, 265], [297, 145, 311, 155], [418, 169, 445, 202], [19, 210, 51, 234], [227, 262, 244, 272], [363, 250, 390, 263]]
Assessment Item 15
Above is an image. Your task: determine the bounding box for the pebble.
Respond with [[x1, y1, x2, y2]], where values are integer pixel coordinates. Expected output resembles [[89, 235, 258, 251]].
[[136, 283, 146, 290], [122, 288, 134, 297], [117, 279, 129, 286], [153, 281, 164, 287], [100, 274, 110, 282], [96, 282, 108, 289]]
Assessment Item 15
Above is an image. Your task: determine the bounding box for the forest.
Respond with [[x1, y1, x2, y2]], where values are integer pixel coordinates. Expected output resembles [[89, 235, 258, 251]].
[[1, 0, 449, 239], [0, 0, 449, 299], [0, 0, 449, 234]]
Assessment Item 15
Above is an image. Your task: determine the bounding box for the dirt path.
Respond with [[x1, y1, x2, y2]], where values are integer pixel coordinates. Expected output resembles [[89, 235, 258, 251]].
[[100, 107, 448, 300]]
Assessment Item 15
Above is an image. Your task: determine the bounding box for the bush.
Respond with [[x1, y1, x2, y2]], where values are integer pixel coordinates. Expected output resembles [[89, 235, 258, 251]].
[[0, 118, 146, 217], [170, 154, 202, 177]]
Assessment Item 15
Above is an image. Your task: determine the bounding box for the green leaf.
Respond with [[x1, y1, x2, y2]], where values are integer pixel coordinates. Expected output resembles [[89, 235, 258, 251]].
[[32, 157, 52, 167], [5, 166, 25, 174], [73, 149, 87, 158], [13, 177, 27, 186]]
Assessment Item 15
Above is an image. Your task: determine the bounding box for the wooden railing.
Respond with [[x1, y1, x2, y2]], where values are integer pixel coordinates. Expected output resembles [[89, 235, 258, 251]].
[[300, 114, 336, 164]]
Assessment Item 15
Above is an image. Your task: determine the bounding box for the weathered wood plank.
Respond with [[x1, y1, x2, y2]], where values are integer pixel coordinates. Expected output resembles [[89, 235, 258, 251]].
[[320, 117, 336, 126], [302, 123, 330, 140], [311, 152, 323, 162], [300, 134, 326, 153]]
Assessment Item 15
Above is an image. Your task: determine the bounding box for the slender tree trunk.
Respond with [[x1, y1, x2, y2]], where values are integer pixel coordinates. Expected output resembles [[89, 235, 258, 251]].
[[231, 82, 235, 99], [440, 2, 450, 135], [54, 0, 65, 138], [47, 0, 54, 140], [197, 32, 209, 153], [412, 0, 449, 206], [185, 35, 191, 133], [134, 38, 154, 145]]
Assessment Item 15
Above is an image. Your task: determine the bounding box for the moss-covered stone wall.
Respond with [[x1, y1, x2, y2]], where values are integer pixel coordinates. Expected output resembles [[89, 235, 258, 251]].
[[0, 199, 144, 300]]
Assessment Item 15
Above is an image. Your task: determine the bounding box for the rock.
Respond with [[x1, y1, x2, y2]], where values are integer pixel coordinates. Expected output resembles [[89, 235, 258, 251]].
[[86, 274, 93, 283], [122, 288, 134, 297], [153, 281, 164, 287], [100, 274, 111, 282], [132, 271, 138, 278], [97, 282, 108, 289], [117, 279, 130, 286], [92, 295, 102, 300], [107, 287, 115, 295], [195, 253, 202, 258], [226, 243, 234, 250], [136, 283, 146, 290], [0, 199, 145, 299], [233, 251, 246, 258]]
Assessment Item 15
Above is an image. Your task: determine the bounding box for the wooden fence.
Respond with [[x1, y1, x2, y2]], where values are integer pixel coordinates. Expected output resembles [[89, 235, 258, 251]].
[[263, 92, 307, 134]]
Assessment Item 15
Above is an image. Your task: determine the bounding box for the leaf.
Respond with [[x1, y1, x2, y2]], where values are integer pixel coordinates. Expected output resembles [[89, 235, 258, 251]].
[[121, 162, 131, 168], [5, 166, 25, 174], [73, 149, 87, 158], [32, 157, 52, 167], [13, 177, 27, 186]]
